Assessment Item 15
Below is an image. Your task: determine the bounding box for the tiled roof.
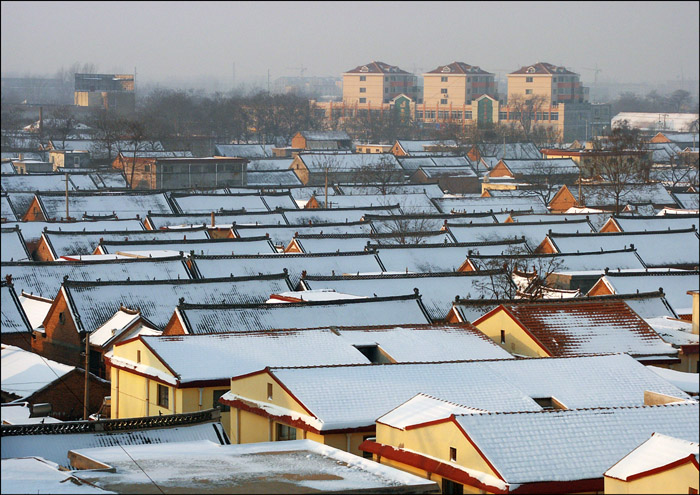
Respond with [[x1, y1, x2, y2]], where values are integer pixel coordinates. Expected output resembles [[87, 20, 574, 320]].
[[169, 192, 297, 213], [145, 210, 287, 229], [246, 170, 303, 187], [189, 251, 384, 287], [63, 273, 294, 331], [1, 173, 99, 192], [35, 191, 175, 220], [474, 143, 542, 160], [1, 226, 31, 262], [176, 293, 432, 335], [344, 61, 411, 74], [468, 249, 646, 272], [297, 152, 402, 172], [510, 62, 578, 75], [320, 193, 440, 214], [1, 194, 18, 221], [12, 219, 145, 246], [98, 235, 277, 256], [670, 192, 699, 210], [1, 282, 32, 335], [292, 230, 454, 254], [1, 344, 74, 399], [1, 257, 191, 299], [298, 131, 351, 141], [214, 144, 274, 158], [234, 221, 372, 247], [283, 206, 400, 223], [496, 299, 677, 357], [433, 196, 547, 214], [426, 62, 493, 75], [337, 183, 447, 198], [455, 403, 698, 484], [606, 214, 699, 233]]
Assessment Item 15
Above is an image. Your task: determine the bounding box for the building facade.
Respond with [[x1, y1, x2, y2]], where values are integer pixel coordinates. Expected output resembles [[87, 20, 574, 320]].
[[342, 61, 420, 106]]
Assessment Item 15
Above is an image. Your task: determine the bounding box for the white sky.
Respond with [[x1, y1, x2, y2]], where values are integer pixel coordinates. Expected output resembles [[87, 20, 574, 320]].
[[1, 1, 698, 86]]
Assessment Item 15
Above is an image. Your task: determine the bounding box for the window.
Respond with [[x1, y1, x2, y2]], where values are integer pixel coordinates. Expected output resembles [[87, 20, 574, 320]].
[[443, 479, 463, 495], [451, 111, 462, 120], [416, 110, 423, 118], [144, 164, 151, 172], [440, 99, 448, 105], [553, 77, 557, 82], [500, 330, 506, 344], [384, 87, 388, 93], [441, 76, 448, 82], [499, 111, 508, 120], [441, 88, 448, 94], [525, 89, 533, 95], [59, 312, 65, 324], [267, 383, 273, 400], [157, 384, 169, 408], [359, 97, 366, 103], [526, 77, 533, 83], [73, 156, 81, 167], [213, 389, 230, 412], [276, 423, 296, 441], [359, 75, 366, 81], [449, 447, 457, 462], [384, 77, 388, 82], [551, 113, 559, 121], [136, 350, 141, 363], [465, 111, 473, 120], [467, 88, 470, 94], [359, 87, 366, 93]]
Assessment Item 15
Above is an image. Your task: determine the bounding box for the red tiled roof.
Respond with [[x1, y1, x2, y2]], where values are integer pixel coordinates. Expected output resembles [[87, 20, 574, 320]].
[[425, 62, 493, 75], [510, 62, 578, 75], [344, 61, 411, 74], [501, 299, 674, 357]]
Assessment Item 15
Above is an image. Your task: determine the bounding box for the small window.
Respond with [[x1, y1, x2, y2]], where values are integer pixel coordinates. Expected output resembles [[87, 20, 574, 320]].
[[144, 164, 151, 172], [267, 383, 273, 400], [359, 87, 366, 93], [59, 312, 65, 324], [441, 88, 448, 94], [136, 350, 141, 363], [441, 76, 448, 82], [276, 423, 296, 441], [157, 384, 169, 408], [359, 75, 366, 81], [213, 389, 230, 412], [384, 87, 388, 93], [500, 330, 506, 344], [449, 447, 457, 462], [440, 99, 448, 105], [526, 77, 533, 83], [525, 89, 533, 95], [359, 97, 366, 103]]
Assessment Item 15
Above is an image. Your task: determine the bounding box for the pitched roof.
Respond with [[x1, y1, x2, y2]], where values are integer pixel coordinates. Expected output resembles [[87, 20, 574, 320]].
[[98, 235, 277, 256], [344, 61, 411, 74], [1, 194, 18, 221], [426, 62, 493, 75], [1, 344, 74, 399], [33, 191, 175, 220], [214, 144, 274, 158], [1, 226, 31, 262], [233, 221, 372, 247], [433, 196, 547, 214], [510, 62, 578, 75], [454, 402, 697, 484], [11, 219, 145, 246], [606, 214, 699, 233], [490, 299, 677, 358], [169, 192, 297, 213], [291, 230, 454, 254], [246, 170, 303, 187], [145, 210, 287, 229], [1, 282, 32, 335], [467, 249, 646, 272], [1, 173, 99, 192]]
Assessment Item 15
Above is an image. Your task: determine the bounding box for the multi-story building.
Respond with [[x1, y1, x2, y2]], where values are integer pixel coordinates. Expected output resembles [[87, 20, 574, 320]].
[[342, 61, 420, 106], [74, 73, 135, 113], [507, 62, 588, 105], [422, 62, 496, 108]]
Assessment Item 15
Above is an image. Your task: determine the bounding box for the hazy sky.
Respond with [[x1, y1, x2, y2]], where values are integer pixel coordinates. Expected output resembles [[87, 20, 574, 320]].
[[2, 1, 698, 87]]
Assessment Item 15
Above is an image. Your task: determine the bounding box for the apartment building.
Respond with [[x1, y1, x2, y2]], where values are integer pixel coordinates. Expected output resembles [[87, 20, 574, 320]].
[[422, 62, 496, 107], [507, 62, 588, 105], [74, 73, 135, 113], [342, 61, 420, 106]]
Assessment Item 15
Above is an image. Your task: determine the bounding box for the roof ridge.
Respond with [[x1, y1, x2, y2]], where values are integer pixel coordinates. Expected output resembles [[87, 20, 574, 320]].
[[454, 290, 666, 305], [189, 250, 377, 260], [99, 235, 271, 245], [63, 272, 288, 288], [0, 255, 186, 266], [549, 227, 697, 237], [368, 239, 527, 249], [179, 292, 420, 310], [465, 402, 698, 417], [303, 269, 506, 281], [467, 248, 636, 259], [605, 269, 699, 278]]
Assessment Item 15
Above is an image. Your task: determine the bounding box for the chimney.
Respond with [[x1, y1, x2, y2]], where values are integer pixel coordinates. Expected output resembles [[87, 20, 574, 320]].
[[211, 211, 215, 227]]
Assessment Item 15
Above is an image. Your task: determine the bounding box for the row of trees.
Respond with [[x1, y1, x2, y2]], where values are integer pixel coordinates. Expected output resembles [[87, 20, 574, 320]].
[[611, 89, 697, 115]]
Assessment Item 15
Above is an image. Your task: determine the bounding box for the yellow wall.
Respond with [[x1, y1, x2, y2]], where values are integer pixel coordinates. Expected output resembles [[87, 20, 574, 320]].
[[423, 74, 467, 106], [474, 309, 550, 357], [690, 291, 699, 335], [507, 74, 554, 104], [604, 462, 699, 494], [343, 73, 385, 105]]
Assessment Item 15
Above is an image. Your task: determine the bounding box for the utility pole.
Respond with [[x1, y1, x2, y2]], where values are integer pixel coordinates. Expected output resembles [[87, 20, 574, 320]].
[[65, 172, 69, 220], [84, 332, 89, 420], [325, 166, 329, 208]]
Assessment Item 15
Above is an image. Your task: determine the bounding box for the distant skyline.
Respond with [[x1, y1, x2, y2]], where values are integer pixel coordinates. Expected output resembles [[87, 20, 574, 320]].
[[2, 1, 699, 90]]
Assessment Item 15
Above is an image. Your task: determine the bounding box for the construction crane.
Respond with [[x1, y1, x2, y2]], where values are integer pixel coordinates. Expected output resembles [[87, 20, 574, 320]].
[[286, 64, 308, 78], [582, 64, 602, 85]]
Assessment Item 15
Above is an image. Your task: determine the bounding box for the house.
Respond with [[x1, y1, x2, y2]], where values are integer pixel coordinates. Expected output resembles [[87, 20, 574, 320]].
[[391, 140, 458, 157], [367, 211, 498, 235], [285, 230, 454, 254], [410, 167, 480, 194], [1, 194, 19, 222], [310, 192, 438, 213], [355, 143, 393, 154], [599, 214, 699, 233], [432, 195, 548, 214], [22, 191, 175, 221], [604, 432, 699, 495], [548, 183, 679, 212], [246, 169, 303, 187], [163, 293, 432, 336], [47, 149, 91, 170], [188, 251, 385, 288], [34, 226, 209, 261], [364, 400, 697, 495], [672, 191, 700, 210], [1, 281, 33, 351], [95, 235, 277, 257], [471, 298, 678, 364], [485, 158, 580, 185], [649, 131, 699, 149], [291, 131, 352, 151], [221, 354, 693, 457], [1, 344, 109, 420], [338, 182, 447, 198], [300, 270, 512, 321], [168, 191, 297, 213], [214, 143, 274, 158], [66, 439, 438, 494], [32, 274, 293, 369], [289, 152, 404, 186], [143, 210, 287, 230], [9, 159, 54, 174], [537, 228, 700, 269], [113, 156, 248, 190], [2, 171, 100, 192], [1, 226, 31, 262], [232, 220, 372, 250], [467, 142, 542, 162]]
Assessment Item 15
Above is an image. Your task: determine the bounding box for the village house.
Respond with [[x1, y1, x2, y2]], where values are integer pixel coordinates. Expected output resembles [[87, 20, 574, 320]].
[[284, 230, 454, 254], [221, 354, 693, 458], [599, 213, 699, 233], [94, 234, 277, 258], [604, 433, 699, 495], [390, 140, 458, 157], [289, 152, 404, 186], [547, 183, 679, 212], [1, 281, 33, 351], [410, 167, 481, 194], [168, 190, 298, 213], [290, 130, 352, 152], [143, 209, 287, 230], [432, 195, 548, 214], [232, 220, 373, 251]]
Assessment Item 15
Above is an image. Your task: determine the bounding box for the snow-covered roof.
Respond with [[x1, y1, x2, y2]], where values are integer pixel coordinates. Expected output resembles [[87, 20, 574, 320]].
[[170, 193, 270, 213], [35, 191, 175, 220], [42, 227, 208, 259], [375, 239, 528, 273], [1, 161, 17, 174], [490, 299, 677, 358], [87, 308, 144, 347], [1, 194, 18, 221], [189, 251, 384, 287], [253, 354, 691, 431], [454, 402, 698, 484], [64, 274, 294, 332], [337, 183, 446, 198], [596, 270, 699, 315], [471, 249, 645, 273], [267, 289, 366, 303], [497, 158, 579, 176], [99, 236, 277, 256], [1, 227, 31, 261], [612, 112, 699, 132], [302, 271, 511, 321], [246, 170, 302, 187], [1, 344, 74, 399], [292, 231, 453, 254], [1, 257, 191, 299], [377, 393, 485, 430], [68, 439, 437, 493], [246, 158, 294, 170], [1, 283, 32, 335], [605, 432, 699, 482], [1, 173, 99, 192], [475, 142, 542, 160], [645, 316, 697, 348], [283, 205, 399, 224], [574, 183, 678, 208], [146, 210, 287, 229], [18, 293, 53, 330], [448, 219, 593, 250], [321, 193, 439, 213], [214, 143, 274, 158], [607, 214, 699, 233], [672, 192, 699, 210], [297, 152, 402, 172], [176, 294, 431, 335], [433, 196, 547, 214], [1, 457, 107, 494], [648, 366, 699, 394], [546, 229, 700, 268], [234, 221, 372, 247], [395, 140, 457, 154], [88, 171, 128, 189], [1, 403, 62, 425], [414, 166, 478, 179], [11, 220, 145, 247]]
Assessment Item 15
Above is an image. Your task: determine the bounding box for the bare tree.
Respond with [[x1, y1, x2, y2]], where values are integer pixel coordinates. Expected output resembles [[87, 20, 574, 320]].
[[506, 94, 548, 138], [351, 155, 404, 195], [372, 214, 444, 245], [47, 105, 77, 148], [520, 160, 580, 206], [123, 119, 148, 189], [88, 108, 126, 165]]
